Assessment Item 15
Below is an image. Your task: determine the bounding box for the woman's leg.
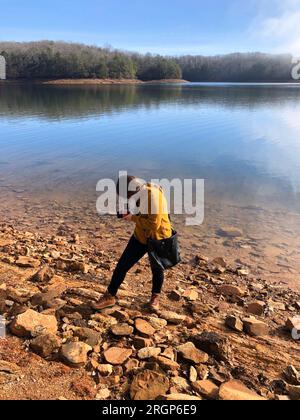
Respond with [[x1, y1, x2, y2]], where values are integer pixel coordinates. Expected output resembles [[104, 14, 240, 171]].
[[149, 255, 165, 295], [107, 235, 147, 297]]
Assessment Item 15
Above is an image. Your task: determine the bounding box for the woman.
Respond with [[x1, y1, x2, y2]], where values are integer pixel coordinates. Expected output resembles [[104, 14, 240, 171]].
[[92, 175, 172, 311]]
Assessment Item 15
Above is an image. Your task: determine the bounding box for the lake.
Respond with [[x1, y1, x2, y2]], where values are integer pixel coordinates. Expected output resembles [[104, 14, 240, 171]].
[[1, 82, 300, 287]]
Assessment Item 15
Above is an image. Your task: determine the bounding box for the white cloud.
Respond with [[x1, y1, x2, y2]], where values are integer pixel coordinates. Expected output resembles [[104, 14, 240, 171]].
[[250, 0, 300, 55]]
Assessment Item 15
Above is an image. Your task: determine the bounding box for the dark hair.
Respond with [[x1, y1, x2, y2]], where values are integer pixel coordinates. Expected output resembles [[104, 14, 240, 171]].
[[116, 175, 138, 199]]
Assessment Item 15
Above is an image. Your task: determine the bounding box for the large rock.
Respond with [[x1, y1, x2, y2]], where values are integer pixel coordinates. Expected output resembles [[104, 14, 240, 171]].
[[225, 315, 243, 332], [135, 319, 155, 337], [10, 309, 58, 338], [219, 380, 266, 400], [192, 332, 231, 362], [284, 365, 300, 386], [192, 380, 219, 400], [61, 341, 92, 367], [31, 265, 54, 283], [103, 347, 133, 365], [218, 285, 245, 298], [286, 317, 300, 333], [247, 301, 265, 316], [243, 318, 269, 337], [30, 333, 61, 357], [177, 342, 209, 364], [130, 370, 169, 400], [287, 384, 300, 400], [111, 323, 133, 337], [138, 347, 161, 360], [16, 256, 40, 268]]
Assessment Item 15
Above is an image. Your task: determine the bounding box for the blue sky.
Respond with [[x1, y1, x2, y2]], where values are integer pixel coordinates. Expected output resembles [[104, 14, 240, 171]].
[[0, 0, 300, 55]]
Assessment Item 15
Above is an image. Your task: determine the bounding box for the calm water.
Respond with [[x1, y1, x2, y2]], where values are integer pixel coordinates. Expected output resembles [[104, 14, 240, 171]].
[[1, 83, 300, 211]]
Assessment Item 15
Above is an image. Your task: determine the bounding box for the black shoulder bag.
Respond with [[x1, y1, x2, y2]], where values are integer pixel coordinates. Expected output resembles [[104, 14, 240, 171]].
[[148, 229, 181, 270]]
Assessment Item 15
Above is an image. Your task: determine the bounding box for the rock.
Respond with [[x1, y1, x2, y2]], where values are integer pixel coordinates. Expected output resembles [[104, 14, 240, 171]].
[[287, 384, 300, 400], [109, 310, 129, 322], [247, 301, 265, 316], [159, 311, 186, 325], [67, 261, 89, 274], [68, 288, 101, 301], [159, 394, 202, 401], [177, 342, 209, 364], [284, 366, 300, 386], [183, 289, 199, 301], [217, 227, 243, 238], [196, 365, 209, 380], [138, 347, 161, 360], [219, 380, 266, 400], [97, 364, 113, 376], [152, 356, 180, 372], [212, 257, 227, 268], [30, 333, 61, 357], [268, 299, 285, 311], [243, 318, 269, 337], [147, 317, 168, 330], [124, 359, 139, 373], [130, 370, 170, 400], [192, 332, 231, 362], [61, 341, 92, 367], [135, 319, 155, 337], [161, 347, 175, 361], [0, 360, 20, 374], [16, 256, 40, 268], [10, 309, 58, 338], [31, 265, 54, 282], [190, 366, 198, 382], [170, 376, 190, 392], [237, 268, 249, 276], [168, 290, 182, 302], [285, 317, 300, 333], [0, 289, 7, 314], [96, 388, 111, 400], [134, 336, 153, 350], [192, 380, 219, 400], [111, 323, 133, 337], [103, 347, 133, 365], [218, 285, 245, 297], [73, 327, 102, 347], [225, 315, 243, 332], [30, 290, 65, 309]]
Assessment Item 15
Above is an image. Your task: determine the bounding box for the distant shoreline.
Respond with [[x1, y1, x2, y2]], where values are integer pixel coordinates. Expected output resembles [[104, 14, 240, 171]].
[[0, 78, 188, 86]]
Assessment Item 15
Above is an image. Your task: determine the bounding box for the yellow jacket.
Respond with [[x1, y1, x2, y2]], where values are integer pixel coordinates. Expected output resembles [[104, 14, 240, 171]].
[[131, 183, 172, 245]]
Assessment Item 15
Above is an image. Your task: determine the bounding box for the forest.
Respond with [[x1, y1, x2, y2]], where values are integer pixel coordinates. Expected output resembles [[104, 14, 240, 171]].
[[0, 41, 295, 82]]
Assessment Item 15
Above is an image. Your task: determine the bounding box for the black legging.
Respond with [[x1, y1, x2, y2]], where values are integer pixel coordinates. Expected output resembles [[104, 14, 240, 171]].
[[108, 235, 164, 297]]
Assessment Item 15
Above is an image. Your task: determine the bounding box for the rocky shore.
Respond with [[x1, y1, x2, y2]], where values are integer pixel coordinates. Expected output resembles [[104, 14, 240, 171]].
[[1, 219, 300, 401]]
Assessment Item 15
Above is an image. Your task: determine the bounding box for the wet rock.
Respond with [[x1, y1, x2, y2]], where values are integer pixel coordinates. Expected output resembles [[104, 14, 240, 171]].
[[284, 366, 300, 386], [159, 394, 202, 401], [138, 347, 161, 360], [103, 347, 133, 365], [218, 285, 246, 298], [192, 380, 219, 400], [135, 318, 155, 337], [130, 369, 169, 400], [243, 318, 269, 337], [192, 332, 231, 362], [247, 301, 265, 316], [111, 323, 133, 337], [61, 341, 92, 367], [10, 309, 58, 338], [177, 342, 209, 364], [217, 227, 243, 238], [219, 380, 266, 400], [134, 336, 153, 350], [30, 333, 61, 357], [225, 315, 243, 332]]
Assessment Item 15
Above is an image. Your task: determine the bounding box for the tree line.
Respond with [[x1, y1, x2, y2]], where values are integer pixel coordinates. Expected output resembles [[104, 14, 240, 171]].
[[0, 41, 295, 82]]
